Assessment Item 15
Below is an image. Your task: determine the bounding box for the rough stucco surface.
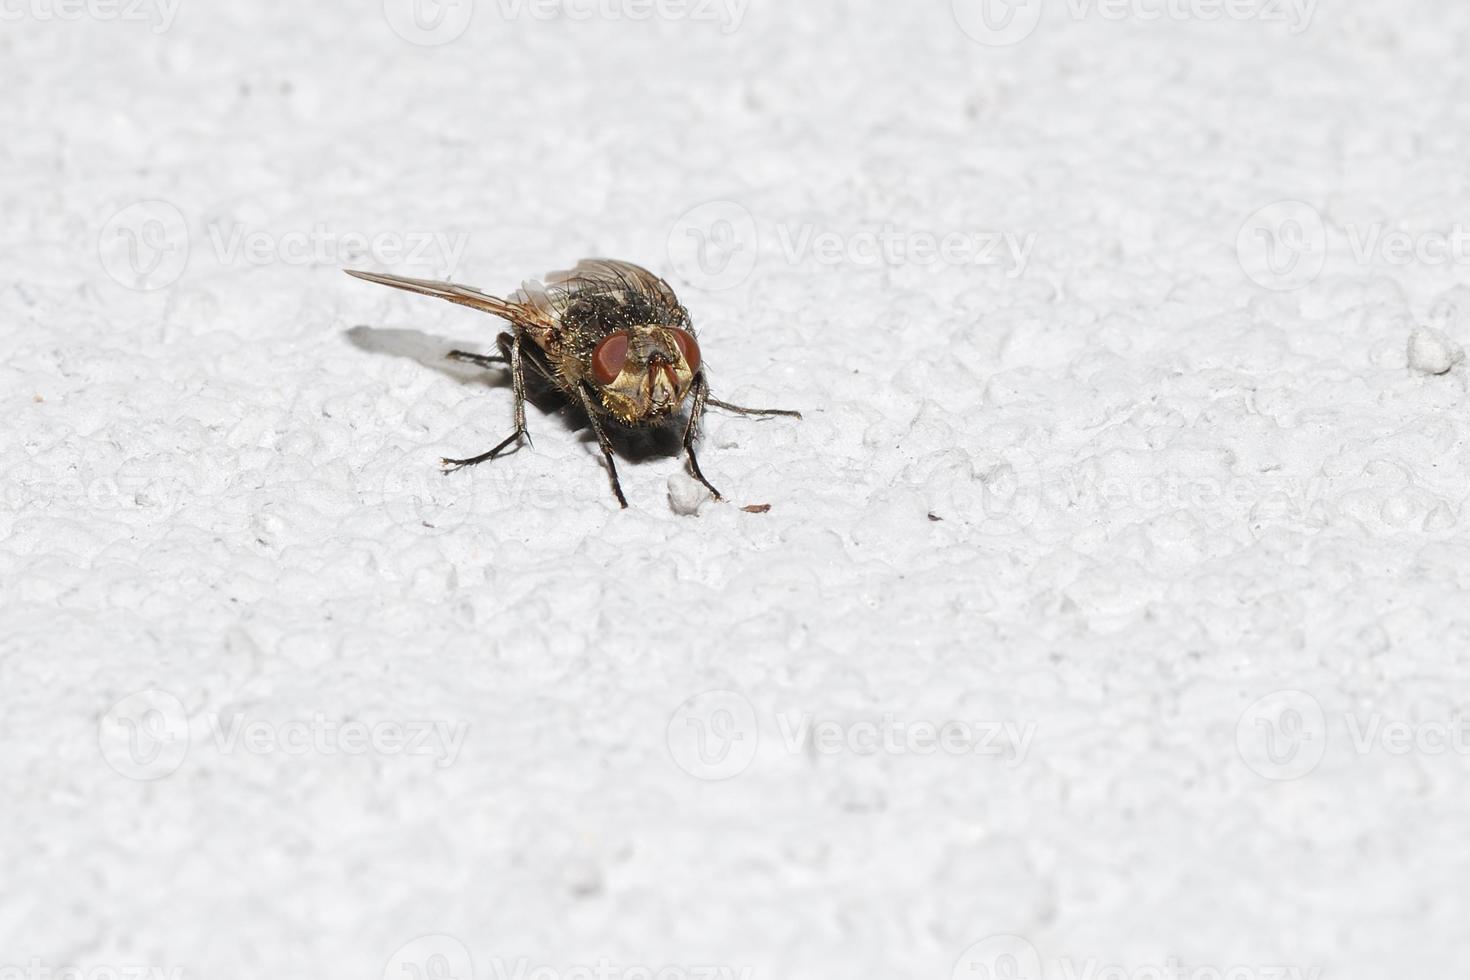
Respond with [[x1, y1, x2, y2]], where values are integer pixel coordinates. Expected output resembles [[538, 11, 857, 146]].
[[3, 1, 1470, 978]]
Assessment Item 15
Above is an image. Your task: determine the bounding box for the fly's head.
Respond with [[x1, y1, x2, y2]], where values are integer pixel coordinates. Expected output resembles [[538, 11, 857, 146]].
[[588, 323, 702, 424]]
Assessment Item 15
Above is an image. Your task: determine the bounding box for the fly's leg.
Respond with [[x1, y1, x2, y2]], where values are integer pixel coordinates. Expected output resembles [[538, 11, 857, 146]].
[[683, 375, 724, 501], [577, 384, 629, 509], [503, 331, 532, 448], [706, 396, 803, 419], [455, 333, 561, 387], [447, 349, 507, 369], [440, 432, 522, 471], [442, 330, 532, 472]]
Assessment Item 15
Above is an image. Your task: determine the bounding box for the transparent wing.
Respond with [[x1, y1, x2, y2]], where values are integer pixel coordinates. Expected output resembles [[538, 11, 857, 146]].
[[345, 269, 520, 320]]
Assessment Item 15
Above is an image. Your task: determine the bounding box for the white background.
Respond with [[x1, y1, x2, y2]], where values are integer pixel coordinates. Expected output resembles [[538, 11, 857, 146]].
[[3, 1, 1469, 977]]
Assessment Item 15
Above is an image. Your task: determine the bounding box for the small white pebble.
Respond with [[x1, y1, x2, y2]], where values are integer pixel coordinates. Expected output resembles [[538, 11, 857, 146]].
[[667, 472, 713, 516], [1406, 325, 1464, 376]]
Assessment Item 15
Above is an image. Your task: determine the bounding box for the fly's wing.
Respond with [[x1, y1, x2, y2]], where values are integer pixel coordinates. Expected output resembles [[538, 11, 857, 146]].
[[529, 258, 691, 328], [551, 259, 682, 307], [345, 269, 522, 321]]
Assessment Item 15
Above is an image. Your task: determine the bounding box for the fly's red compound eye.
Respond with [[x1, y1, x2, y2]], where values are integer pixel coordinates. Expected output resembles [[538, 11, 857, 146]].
[[670, 328, 701, 374], [591, 332, 631, 385]]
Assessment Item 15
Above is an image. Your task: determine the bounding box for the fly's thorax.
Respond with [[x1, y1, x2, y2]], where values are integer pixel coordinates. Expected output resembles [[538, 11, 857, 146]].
[[585, 323, 703, 424]]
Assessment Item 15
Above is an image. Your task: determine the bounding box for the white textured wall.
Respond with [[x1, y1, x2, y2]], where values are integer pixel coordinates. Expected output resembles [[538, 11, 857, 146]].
[[3, 1, 1469, 978]]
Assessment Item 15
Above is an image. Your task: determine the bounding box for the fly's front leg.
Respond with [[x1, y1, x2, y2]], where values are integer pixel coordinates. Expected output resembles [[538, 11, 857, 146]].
[[706, 396, 803, 419], [577, 384, 629, 509], [441, 330, 532, 472], [683, 375, 723, 501]]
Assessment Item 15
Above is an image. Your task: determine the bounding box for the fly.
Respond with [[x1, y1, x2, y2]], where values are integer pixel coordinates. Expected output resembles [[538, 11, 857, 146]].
[[345, 259, 801, 509]]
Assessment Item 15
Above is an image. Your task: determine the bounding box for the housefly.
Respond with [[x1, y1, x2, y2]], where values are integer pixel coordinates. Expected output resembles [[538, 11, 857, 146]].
[[345, 259, 801, 508]]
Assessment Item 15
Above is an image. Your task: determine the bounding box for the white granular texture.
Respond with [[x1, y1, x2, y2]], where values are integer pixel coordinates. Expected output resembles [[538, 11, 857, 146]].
[[2, 4, 1469, 979]]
